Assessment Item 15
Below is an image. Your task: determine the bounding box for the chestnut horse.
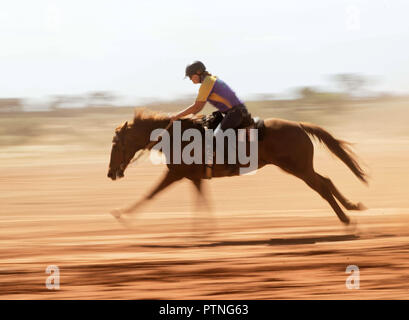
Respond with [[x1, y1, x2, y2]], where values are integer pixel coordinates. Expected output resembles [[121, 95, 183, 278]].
[[108, 109, 367, 225]]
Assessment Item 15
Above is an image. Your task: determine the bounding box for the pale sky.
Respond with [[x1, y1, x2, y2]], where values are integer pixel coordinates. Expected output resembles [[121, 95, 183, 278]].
[[1, 0, 409, 102]]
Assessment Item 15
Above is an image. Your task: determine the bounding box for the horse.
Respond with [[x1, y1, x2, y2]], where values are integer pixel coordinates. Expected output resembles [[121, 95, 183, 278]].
[[107, 108, 368, 225]]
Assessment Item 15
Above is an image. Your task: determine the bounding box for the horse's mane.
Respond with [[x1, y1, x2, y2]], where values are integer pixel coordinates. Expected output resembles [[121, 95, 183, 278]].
[[133, 108, 169, 122], [132, 108, 203, 126]]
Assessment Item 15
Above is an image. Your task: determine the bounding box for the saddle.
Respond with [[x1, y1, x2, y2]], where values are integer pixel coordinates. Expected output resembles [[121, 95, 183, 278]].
[[200, 110, 265, 141]]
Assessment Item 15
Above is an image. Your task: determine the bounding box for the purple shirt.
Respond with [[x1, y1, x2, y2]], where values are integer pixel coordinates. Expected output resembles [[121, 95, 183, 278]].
[[196, 75, 243, 113]]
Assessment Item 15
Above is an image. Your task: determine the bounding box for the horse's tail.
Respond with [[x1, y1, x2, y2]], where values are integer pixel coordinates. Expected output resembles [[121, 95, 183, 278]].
[[300, 122, 368, 184]]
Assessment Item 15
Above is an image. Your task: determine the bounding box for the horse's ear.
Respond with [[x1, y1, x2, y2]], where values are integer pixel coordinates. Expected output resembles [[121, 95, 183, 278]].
[[119, 121, 128, 133]]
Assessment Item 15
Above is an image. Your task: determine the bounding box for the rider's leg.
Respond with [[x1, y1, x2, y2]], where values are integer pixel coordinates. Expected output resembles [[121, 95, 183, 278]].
[[214, 108, 243, 164], [205, 121, 228, 168]]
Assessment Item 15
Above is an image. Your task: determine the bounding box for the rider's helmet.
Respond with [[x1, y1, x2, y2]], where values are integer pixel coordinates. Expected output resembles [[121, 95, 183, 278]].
[[185, 61, 206, 78]]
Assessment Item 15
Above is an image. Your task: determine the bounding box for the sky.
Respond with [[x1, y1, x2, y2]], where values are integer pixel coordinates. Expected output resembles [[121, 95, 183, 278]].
[[1, 0, 409, 103]]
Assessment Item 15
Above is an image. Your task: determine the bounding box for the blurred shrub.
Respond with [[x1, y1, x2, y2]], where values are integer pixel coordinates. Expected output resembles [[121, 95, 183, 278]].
[[297, 87, 347, 106]]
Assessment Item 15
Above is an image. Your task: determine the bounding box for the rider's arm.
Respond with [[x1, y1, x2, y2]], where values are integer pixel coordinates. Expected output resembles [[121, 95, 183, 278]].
[[171, 100, 206, 120], [171, 76, 214, 121]]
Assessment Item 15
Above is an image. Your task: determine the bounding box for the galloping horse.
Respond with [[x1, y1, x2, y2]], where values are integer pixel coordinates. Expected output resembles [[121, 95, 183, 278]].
[[107, 109, 367, 225]]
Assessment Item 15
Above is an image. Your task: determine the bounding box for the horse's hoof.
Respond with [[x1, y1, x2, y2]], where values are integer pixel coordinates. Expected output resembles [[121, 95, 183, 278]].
[[347, 202, 367, 211], [341, 215, 353, 226], [111, 209, 123, 221], [344, 218, 358, 231]]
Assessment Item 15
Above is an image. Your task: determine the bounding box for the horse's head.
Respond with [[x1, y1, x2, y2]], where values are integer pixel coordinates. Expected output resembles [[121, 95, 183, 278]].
[[108, 110, 173, 180], [107, 121, 135, 180]]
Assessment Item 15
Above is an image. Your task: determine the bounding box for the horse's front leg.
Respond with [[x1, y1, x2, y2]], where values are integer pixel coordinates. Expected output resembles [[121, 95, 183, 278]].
[[190, 179, 216, 236], [192, 179, 210, 212], [111, 171, 182, 220]]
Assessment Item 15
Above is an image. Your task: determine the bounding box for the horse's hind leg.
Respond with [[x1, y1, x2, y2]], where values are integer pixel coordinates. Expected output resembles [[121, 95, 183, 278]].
[[304, 174, 352, 224], [301, 171, 351, 225], [277, 160, 351, 224], [277, 162, 351, 225], [317, 174, 366, 211]]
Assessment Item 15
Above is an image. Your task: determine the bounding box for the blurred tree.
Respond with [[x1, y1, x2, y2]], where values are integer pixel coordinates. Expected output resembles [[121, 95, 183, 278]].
[[298, 87, 317, 100], [49, 95, 67, 110], [87, 91, 116, 107], [0, 98, 23, 112], [296, 86, 346, 106], [252, 93, 276, 101], [331, 73, 367, 97]]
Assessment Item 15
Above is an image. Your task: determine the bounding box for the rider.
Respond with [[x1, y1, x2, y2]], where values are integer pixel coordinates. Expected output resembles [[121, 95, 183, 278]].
[[170, 61, 250, 168]]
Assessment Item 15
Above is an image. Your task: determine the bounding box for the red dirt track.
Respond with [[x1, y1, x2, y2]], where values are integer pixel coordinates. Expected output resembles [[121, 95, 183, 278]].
[[1, 104, 409, 299]]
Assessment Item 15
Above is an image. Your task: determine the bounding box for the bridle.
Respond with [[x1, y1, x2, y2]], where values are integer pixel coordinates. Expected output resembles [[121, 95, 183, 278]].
[[112, 133, 128, 171]]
